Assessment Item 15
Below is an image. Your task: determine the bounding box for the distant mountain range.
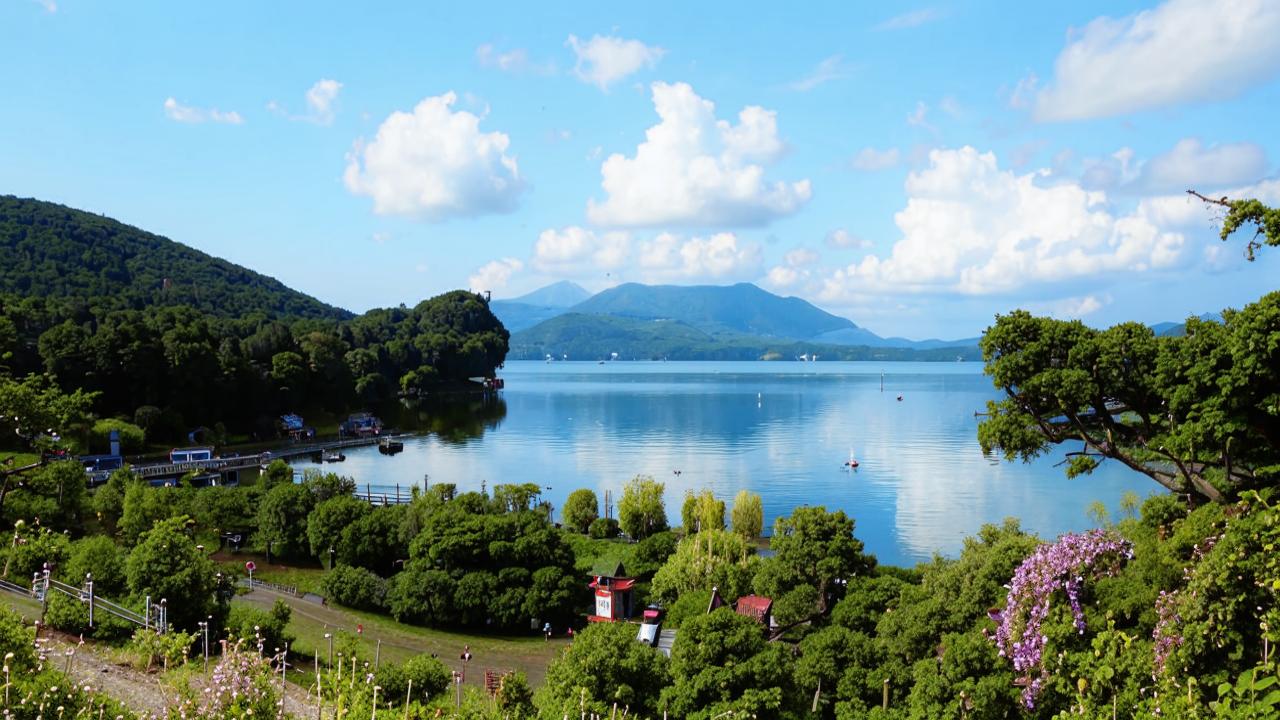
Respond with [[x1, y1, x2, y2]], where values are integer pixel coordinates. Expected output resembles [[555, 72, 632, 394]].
[[494, 281, 981, 361]]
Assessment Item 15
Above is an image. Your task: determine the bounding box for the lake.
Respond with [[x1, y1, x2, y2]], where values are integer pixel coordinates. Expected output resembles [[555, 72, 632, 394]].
[[335, 361, 1155, 567]]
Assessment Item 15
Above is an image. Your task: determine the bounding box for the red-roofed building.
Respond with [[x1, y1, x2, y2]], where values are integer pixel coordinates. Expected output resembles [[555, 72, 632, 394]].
[[587, 560, 636, 622], [734, 595, 773, 625]]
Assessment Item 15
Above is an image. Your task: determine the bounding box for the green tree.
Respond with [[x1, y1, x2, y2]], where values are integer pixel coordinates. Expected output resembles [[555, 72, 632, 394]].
[[561, 488, 599, 533], [650, 528, 759, 605], [307, 495, 369, 561], [753, 506, 875, 628], [681, 489, 724, 534], [321, 564, 387, 611], [618, 475, 667, 540], [87, 418, 145, 454], [731, 489, 764, 539], [535, 620, 670, 719], [125, 515, 218, 631], [661, 607, 796, 719], [1, 459, 88, 530], [256, 482, 313, 560]]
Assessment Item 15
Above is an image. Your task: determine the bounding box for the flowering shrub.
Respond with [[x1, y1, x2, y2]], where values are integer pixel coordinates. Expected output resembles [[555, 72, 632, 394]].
[[988, 529, 1133, 708], [167, 640, 282, 720]]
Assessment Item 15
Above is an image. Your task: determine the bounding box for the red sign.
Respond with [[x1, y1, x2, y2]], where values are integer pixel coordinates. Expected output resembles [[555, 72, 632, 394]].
[[357, 623, 363, 634], [245, 561, 256, 572]]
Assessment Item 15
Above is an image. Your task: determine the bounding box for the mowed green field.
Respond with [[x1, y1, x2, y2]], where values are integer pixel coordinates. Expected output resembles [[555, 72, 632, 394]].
[[235, 586, 569, 687]]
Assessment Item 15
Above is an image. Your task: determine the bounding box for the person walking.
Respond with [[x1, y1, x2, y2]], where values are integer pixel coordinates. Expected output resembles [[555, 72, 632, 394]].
[[543, 622, 552, 641]]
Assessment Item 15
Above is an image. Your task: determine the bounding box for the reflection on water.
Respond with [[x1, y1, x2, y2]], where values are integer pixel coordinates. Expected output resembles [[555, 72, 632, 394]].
[[336, 361, 1154, 567]]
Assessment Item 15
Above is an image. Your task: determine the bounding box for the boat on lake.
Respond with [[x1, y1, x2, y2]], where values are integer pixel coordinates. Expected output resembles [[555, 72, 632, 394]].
[[378, 438, 404, 455], [322, 450, 346, 463]]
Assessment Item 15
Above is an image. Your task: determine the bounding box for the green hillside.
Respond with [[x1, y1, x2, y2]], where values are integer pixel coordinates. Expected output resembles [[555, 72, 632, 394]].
[[510, 313, 980, 361], [0, 195, 350, 320]]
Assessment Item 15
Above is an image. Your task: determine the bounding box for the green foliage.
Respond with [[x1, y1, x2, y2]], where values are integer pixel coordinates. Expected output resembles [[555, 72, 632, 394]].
[[91, 467, 134, 529], [618, 475, 668, 540], [535, 620, 670, 719], [119, 479, 191, 545], [731, 489, 764, 539], [662, 607, 795, 720], [226, 599, 294, 655], [753, 506, 875, 627], [256, 481, 313, 559], [2, 522, 70, 581], [0, 197, 511, 437], [308, 495, 369, 558], [650, 528, 759, 605], [87, 417, 145, 453], [127, 627, 195, 670], [587, 516, 620, 539], [979, 291, 1280, 503], [388, 492, 581, 630], [561, 488, 599, 533], [681, 488, 725, 533], [323, 564, 388, 611], [65, 534, 128, 595], [1210, 192, 1280, 260], [125, 515, 218, 631], [2, 459, 89, 530], [0, 372, 97, 450], [375, 653, 452, 706]]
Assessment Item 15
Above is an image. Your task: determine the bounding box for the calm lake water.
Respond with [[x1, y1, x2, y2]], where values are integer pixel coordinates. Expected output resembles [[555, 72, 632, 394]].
[[335, 361, 1154, 567]]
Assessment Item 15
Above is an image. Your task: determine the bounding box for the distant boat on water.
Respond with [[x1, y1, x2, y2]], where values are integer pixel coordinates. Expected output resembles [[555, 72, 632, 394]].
[[844, 448, 859, 470]]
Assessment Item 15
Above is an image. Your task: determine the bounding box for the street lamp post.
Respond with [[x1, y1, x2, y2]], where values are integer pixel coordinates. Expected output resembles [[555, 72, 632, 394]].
[[324, 632, 333, 668], [198, 619, 209, 671]]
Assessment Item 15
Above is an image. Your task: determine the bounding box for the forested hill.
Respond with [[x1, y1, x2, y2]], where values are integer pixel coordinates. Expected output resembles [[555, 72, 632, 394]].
[[0, 195, 350, 321]]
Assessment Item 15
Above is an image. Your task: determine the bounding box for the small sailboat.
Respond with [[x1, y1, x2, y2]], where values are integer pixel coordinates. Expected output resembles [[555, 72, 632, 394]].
[[844, 447, 859, 470]]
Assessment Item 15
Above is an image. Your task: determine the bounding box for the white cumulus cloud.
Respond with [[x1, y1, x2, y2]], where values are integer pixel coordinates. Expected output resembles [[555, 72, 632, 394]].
[[566, 34, 664, 90], [163, 97, 243, 125], [343, 92, 524, 221], [825, 229, 873, 250], [588, 82, 811, 228], [1032, 0, 1280, 121], [532, 226, 631, 273], [818, 146, 1189, 300], [468, 258, 524, 293], [637, 232, 763, 281]]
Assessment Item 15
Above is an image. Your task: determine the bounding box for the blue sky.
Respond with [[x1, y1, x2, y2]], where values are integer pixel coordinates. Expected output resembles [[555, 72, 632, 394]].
[[2, 0, 1278, 339]]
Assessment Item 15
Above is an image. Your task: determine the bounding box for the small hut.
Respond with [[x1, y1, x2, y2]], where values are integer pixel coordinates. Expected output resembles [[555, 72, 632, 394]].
[[734, 595, 774, 625], [587, 559, 635, 622]]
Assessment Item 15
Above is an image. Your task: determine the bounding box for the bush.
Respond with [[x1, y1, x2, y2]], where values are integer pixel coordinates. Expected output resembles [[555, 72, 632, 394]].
[[65, 535, 128, 596], [44, 591, 135, 640], [88, 418, 146, 454], [588, 517, 620, 539], [376, 654, 451, 702], [322, 564, 387, 611], [227, 599, 294, 654]]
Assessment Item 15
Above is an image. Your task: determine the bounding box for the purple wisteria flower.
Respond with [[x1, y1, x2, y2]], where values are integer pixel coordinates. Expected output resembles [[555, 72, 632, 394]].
[[989, 529, 1134, 708]]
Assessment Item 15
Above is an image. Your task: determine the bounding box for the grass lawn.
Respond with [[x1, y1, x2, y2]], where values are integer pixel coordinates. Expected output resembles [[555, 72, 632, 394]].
[[234, 586, 568, 688]]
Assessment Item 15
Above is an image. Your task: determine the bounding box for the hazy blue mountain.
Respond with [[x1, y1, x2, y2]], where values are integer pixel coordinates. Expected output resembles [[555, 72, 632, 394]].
[[567, 282, 856, 339], [490, 281, 592, 332], [1150, 313, 1223, 337], [510, 313, 982, 362], [508, 280, 590, 307]]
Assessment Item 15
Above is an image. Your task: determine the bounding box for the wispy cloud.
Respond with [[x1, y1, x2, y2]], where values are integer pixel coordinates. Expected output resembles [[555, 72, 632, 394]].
[[476, 43, 556, 75], [32, 0, 56, 13], [163, 97, 243, 125], [566, 34, 664, 91], [875, 8, 943, 30], [268, 79, 343, 125], [788, 55, 847, 92]]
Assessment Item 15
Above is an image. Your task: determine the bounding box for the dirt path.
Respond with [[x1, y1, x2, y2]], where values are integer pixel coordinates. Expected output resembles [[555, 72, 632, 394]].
[[40, 631, 319, 718]]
